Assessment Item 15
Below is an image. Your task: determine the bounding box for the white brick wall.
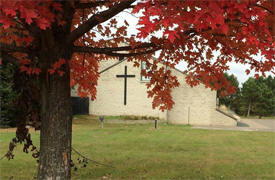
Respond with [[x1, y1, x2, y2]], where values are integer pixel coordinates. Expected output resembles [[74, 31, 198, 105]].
[[72, 57, 236, 127], [90, 59, 166, 120], [167, 69, 237, 126]]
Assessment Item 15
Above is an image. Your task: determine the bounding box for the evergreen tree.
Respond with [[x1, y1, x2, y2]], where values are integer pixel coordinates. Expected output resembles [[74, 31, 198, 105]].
[[240, 77, 275, 117], [265, 76, 275, 116], [0, 63, 19, 127], [254, 76, 275, 118], [241, 78, 259, 116], [217, 73, 240, 111]]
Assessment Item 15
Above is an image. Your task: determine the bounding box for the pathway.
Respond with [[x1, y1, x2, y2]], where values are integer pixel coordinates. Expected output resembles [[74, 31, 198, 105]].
[[193, 119, 275, 132]]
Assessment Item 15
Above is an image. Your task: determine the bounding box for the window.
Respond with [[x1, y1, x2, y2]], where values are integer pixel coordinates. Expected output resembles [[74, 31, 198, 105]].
[[141, 61, 151, 81]]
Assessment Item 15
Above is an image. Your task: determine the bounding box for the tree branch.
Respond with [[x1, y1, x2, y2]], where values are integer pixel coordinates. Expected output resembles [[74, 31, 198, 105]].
[[254, 4, 274, 14], [67, 0, 136, 43], [73, 44, 160, 57], [75, 1, 110, 9], [73, 43, 156, 53], [71, 147, 114, 168], [0, 43, 30, 53], [102, 48, 160, 57]]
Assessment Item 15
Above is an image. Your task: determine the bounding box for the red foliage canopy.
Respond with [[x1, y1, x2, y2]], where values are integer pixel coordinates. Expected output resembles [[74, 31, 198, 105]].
[[1, 0, 274, 111]]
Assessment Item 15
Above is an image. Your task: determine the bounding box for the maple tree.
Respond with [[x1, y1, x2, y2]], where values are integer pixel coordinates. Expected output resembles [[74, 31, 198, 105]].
[[0, 0, 274, 179]]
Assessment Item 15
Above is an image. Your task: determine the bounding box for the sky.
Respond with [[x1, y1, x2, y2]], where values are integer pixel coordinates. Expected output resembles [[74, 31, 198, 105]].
[[100, 9, 274, 86]]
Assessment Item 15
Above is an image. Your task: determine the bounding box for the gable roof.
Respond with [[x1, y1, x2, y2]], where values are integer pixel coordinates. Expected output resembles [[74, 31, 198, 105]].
[[99, 57, 127, 74], [98, 41, 185, 75], [99, 56, 185, 75]]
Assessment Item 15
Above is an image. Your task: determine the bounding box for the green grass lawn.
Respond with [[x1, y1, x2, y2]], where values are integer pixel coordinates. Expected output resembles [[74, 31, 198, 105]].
[[0, 115, 275, 180]]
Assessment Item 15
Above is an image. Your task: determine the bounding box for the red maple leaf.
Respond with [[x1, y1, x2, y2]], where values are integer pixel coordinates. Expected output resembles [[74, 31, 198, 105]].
[[21, 8, 38, 24], [35, 18, 51, 30], [2, 8, 17, 17], [166, 30, 179, 43], [52, 2, 63, 11], [32, 68, 41, 75], [0, 15, 15, 29]]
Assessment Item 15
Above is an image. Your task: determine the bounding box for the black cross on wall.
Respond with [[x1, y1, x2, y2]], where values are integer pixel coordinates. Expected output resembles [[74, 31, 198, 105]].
[[116, 66, 135, 105]]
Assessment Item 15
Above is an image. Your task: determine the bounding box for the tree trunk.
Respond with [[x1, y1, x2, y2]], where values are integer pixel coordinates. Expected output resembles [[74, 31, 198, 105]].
[[247, 100, 251, 117], [37, 61, 72, 179]]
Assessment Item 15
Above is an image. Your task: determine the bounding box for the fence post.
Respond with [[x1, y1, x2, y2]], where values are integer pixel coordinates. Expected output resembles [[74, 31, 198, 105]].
[[188, 107, 190, 125], [155, 120, 158, 129]]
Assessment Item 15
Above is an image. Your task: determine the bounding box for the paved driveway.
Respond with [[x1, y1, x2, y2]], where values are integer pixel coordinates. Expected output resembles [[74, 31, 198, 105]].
[[238, 119, 275, 131], [193, 119, 275, 132]]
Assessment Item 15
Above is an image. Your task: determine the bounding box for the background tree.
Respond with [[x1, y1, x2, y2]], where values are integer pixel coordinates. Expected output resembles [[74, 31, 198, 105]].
[[264, 76, 275, 116], [254, 76, 275, 118], [239, 76, 275, 117], [265, 76, 275, 91], [253, 84, 274, 118], [241, 78, 262, 116], [0, 0, 274, 179], [0, 62, 19, 127], [217, 73, 240, 109]]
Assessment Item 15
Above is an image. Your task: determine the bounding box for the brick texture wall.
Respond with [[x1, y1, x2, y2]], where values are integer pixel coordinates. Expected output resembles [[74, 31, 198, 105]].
[[76, 57, 237, 126], [167, 69, 237, 126], [90, 59, 166, 120]]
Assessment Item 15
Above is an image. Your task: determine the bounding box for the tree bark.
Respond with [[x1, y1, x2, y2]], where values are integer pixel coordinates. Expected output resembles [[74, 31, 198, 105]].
[[247, 100, 251, 117], [37, 59, 72, 180]]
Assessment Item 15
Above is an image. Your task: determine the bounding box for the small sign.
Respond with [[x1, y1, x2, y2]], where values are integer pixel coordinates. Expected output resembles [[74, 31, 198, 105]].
[[99, 115, 104, 128]]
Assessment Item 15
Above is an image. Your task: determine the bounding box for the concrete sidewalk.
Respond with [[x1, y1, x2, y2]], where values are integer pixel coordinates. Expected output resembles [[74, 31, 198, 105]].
[[192, 119, 275, 132], [104, 119, 164, 124]]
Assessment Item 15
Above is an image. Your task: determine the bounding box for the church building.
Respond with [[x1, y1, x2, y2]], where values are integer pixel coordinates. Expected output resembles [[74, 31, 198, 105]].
[[71, 57, 237, 127]]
